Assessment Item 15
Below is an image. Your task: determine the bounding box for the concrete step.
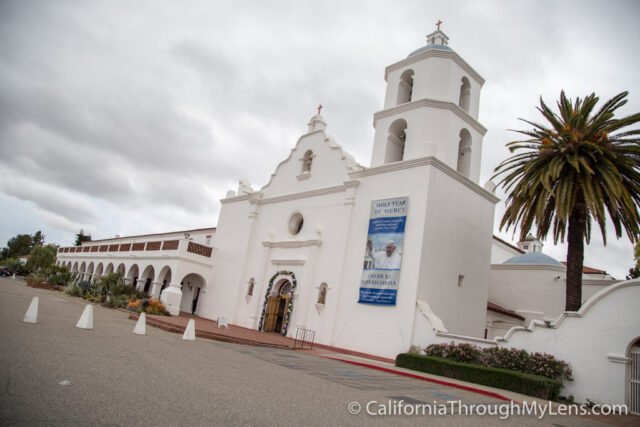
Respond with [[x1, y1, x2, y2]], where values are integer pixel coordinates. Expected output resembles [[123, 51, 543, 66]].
[[128, 313, 292, 349]]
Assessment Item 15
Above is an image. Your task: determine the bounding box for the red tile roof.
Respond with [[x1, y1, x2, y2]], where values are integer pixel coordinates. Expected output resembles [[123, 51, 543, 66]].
[[560, 262, 607, 275], [487, 301, 525, 321]]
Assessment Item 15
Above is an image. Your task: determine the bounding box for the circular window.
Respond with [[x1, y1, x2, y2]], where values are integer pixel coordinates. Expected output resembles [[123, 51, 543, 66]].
[[288, 212, 304, 235]]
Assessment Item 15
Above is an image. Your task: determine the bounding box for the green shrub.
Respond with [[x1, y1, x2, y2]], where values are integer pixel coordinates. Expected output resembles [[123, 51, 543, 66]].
[[77, 280, 92, 293], [65, 284, 82, 297], [103, 294, 129, 309], [396, 353, 562, 400], [46, 266, 75, 287], [98, 273, 124, 296], [424, 342, 572, 382]]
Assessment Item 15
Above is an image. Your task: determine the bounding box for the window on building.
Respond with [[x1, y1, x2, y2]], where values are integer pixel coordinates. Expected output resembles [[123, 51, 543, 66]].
[[456, 128, 472, 177], [288, 212, 304, 235], [279, 280, 292, 296], [317, 283, 328, 305], [396, 69, 414, 105], [247, 278, 255, 296], [459, 77, 471, 113], [457, 274, 465, 287], [302, 150, 313, 173], [384, 119, 407, 164]]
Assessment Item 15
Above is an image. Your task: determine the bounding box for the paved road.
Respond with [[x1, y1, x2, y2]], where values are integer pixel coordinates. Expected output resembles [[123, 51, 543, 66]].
[[0, 277, 606, 426]]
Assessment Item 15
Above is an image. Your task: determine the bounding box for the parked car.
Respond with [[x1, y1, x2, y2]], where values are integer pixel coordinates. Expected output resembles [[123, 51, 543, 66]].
[[0, 267, 15, 277]]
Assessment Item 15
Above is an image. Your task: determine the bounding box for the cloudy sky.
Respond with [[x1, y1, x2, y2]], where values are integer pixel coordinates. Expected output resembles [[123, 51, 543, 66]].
[[1, 0, 639, 278]]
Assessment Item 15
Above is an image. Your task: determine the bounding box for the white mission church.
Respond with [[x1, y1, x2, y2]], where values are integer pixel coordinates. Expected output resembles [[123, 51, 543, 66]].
[[56, 30, 639, 410]]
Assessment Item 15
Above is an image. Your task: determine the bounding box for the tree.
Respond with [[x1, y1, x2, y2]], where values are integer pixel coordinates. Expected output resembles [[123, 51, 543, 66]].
[[2, 234, 34, 260], [1, 231, 49, 260], [26, 244, 56, 273], [32, 230, 45, 247], [74, 229, 92, 246], [627, 241, 640, 279], [493, 91, 640, 311]]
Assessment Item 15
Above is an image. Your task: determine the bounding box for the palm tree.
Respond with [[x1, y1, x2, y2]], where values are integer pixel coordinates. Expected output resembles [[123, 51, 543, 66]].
[[493, 91, 640, 311]]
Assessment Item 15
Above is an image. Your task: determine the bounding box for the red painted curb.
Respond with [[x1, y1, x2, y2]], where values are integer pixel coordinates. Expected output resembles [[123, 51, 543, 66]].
[[323, 356, 519, 404]]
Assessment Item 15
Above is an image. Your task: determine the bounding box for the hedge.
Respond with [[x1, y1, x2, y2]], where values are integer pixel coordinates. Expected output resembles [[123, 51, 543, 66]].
[[396, 353, 562, 400]]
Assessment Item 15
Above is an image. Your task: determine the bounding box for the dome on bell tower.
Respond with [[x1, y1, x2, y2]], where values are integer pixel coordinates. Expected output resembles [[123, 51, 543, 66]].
[[408, 29, 454, 57]]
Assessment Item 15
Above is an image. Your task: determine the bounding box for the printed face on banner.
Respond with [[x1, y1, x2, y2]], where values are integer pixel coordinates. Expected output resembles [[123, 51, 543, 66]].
[[360, 197, 408, 305]]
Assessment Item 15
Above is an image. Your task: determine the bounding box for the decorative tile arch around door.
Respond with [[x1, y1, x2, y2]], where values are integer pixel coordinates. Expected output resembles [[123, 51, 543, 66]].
[[258, 271, 297, 335]]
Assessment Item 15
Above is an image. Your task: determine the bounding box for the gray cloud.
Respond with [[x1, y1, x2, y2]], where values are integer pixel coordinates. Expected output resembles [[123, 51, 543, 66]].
[[0, 0, 638, 278]]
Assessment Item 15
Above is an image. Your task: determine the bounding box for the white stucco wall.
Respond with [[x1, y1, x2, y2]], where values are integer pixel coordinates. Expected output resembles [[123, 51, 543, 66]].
[[383, 50, 483, 119], [414, 280, 640, 406], [197, 197, 254, 321], [202, 126, 361, 340], [490, 238, 523, 264], [485, 310, 524, 340], [371, 107, 484, 183], [330, 157, 496, 358], [490, 264, 567, 323], [416, 164, 495, 338]]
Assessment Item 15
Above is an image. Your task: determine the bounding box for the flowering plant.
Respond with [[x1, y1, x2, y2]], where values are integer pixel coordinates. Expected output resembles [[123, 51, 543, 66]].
[[423, 342, 572, 381], [127, 298, 169, 316]]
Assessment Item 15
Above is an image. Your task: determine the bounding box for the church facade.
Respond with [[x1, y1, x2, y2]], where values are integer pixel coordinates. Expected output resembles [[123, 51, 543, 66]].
[[190, 30, 498, 358]]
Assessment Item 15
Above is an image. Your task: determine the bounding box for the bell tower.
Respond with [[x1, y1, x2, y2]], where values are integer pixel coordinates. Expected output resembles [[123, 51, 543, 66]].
[[369, 27, 487, 184]]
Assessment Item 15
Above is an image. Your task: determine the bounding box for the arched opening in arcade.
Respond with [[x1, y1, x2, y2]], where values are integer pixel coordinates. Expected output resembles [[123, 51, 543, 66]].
[[105, 263, 114, 276], [140, 265, 155, 295], [116, 263, 126, 278], [179, 273, 206, 315], [157, 266, 172, 300], [126, 264, 139, 289], [79, 262, 86, 282], [86, 262, 95, 283], [95, 263, 104, 280]]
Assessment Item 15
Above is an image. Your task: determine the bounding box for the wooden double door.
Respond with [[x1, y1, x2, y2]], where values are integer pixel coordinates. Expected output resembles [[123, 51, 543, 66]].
[[263, 295, 290, 333]]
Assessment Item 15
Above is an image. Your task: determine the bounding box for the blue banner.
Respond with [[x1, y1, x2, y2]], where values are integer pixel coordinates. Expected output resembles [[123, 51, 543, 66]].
[[359, 197, 408, 306]]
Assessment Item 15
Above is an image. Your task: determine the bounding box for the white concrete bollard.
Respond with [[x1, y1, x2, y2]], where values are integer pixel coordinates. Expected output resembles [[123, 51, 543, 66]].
[[12, 273, 16, 279], [133, 312, 146, 335], [75, 304, 94, 330], [23, 296, 39, 323], [182, 319, 196, 341]]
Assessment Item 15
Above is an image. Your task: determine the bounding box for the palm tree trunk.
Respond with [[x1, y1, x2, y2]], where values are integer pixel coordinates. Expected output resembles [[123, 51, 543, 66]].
[[566, 194, 586, 311]]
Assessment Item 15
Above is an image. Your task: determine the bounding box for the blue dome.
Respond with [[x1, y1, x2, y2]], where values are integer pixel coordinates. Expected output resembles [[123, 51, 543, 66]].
[[503, 252, 564, 266], [408, 44, 453, 57]]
